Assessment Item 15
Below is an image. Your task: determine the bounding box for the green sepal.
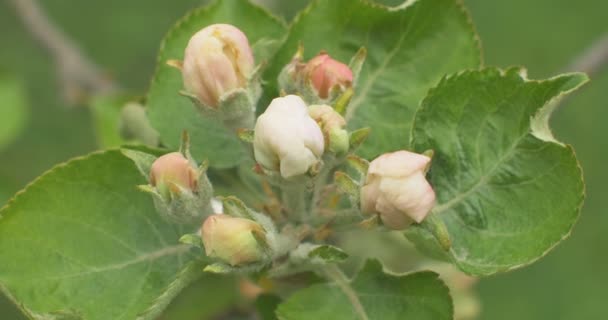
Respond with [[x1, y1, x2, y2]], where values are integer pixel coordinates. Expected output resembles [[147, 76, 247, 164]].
[[348, 127, 371, 152], [179, 233, 204, 249], [334, 171, 360, 202]]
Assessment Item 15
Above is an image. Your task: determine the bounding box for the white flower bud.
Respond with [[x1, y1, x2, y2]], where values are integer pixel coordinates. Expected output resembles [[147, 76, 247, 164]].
[[182, 24, 254, 108], [253, 95, 324, 178], [360, 151, 436, 230], [201, 214, 266, 266]]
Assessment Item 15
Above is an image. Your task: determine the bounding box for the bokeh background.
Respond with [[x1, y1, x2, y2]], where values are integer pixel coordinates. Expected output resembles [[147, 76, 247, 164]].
[[0, 0, 605, 319]]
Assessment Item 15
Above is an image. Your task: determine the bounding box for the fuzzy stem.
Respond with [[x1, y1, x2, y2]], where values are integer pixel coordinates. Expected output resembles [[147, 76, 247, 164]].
[[310, 156, 337, 216], [282, 181, 308, 223]]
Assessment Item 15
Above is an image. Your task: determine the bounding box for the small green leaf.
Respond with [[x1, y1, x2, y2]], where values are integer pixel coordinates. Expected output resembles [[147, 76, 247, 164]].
[[264, 0, 481, 159], [0, 74, 28, 150], [0, 151, 196, 319], [334, 171, 359, 200], [204, 263, 232, 274], [345, 155, 369, 177], [406, 68, 588, 276], [147, 0, 286, 168], [308, 245, 349, 263], [348, 127, 371, 152], [220, 195, 255, 219], [276, 260, 453, 320], [179, 234, 203, 249]]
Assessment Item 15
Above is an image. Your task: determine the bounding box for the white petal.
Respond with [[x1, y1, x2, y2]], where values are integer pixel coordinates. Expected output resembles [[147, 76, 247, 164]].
[[368, 150, 430, 178]]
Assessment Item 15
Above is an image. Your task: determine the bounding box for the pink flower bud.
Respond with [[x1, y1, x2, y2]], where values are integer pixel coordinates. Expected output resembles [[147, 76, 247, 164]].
[[305, 54, 353, 99], [360, 151, 436, 230], [182, 24, 254, 108], [150, 152, 198, 192], [201, 214, 265, 266]]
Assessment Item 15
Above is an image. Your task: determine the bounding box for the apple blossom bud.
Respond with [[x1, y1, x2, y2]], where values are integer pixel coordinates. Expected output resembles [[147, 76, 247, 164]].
[[308, 104, 349, 154], [150, 152, 198, 198], [141, 149, 214, 224], [182, 24, 254, 108], [305, 53, 353, 99], [254, 95, 324, 178], [201, 214, 266, 266], [360, 151, 436, 230]]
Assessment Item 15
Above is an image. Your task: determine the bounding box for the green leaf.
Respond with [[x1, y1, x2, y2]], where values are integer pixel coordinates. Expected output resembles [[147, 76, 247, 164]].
[[0, 150, 198, 319], [158, 274, 238, 320], [264, 0, 480, 159], [276, 260, 453, 320], [406, 68, 588, 276], [0, 74, 28, 150], [147, 0, 286, 168], [255, 294, 282, 320]]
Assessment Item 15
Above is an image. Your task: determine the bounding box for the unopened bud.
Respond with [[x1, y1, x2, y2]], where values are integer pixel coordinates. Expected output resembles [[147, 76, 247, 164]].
[[253, 95, 324, 178], [278, 50, 356, 105], [119, 102, 160, 147], [305, 53, 353, 100], [182, 24, 254, 108], [360, 151, 436, 230], [150, 152, 198, 198], [308, 104, 349, 153], [144, 151, 213, 224], [201, 214, 266, 266]]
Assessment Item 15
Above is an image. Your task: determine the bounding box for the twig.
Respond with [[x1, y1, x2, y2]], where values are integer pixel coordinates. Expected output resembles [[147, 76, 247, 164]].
[[566, 33, 608, 76], [9, 0, 117, 105]]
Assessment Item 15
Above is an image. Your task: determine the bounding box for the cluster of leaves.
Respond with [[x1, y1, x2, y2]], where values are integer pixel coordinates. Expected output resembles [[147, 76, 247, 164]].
[[0, 0, 586, 319]]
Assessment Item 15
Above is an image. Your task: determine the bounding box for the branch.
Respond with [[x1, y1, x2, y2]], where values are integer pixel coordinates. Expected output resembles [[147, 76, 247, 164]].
[[9, 0, 117, 105], [566, 33, 608, 76]]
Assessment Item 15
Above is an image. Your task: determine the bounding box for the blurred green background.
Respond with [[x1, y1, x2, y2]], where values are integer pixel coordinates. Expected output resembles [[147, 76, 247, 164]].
[[0, 0, 605, 319]]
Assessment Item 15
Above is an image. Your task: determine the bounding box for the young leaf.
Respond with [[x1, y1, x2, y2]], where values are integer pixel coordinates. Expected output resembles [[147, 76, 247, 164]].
[[0, 150, 197, 320], [264, 0, 481, 159], [308, 245, 349, 263], [147, 0, 286, 169], [406, 68, 588, 276], [276, 260, 453, 320]]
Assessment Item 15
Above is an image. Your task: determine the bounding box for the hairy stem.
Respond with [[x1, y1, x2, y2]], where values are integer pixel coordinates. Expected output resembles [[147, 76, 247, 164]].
[[310, 156, 337, 217], [282, 181, 307, 223]]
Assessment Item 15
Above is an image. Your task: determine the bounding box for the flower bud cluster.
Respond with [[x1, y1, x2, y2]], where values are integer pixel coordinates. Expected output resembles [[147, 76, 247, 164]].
[[150, 24, 440, 271]]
